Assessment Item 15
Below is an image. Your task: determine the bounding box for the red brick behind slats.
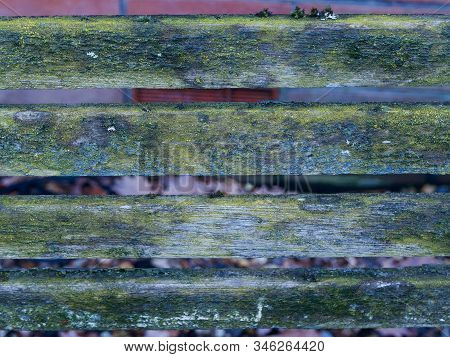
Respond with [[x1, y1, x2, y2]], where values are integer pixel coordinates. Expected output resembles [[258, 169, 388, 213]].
[[128, 0, 291, 14], [132, 89, 280, 102], [0, 0, 448, 16], [128, 0, 449, 15], [0, 0, 118, 16]]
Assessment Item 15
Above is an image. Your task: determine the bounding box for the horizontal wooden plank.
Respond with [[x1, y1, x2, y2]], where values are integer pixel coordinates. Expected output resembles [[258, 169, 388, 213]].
[[0, 194, 448, 258], [0, 103, 448, 175], [0, 266, 447, 329], [0, 15, 448, 89]]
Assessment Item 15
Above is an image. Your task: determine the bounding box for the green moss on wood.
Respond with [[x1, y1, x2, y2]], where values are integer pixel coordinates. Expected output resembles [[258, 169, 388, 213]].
[[0, 266, 447, 329], [0, 103, 448, 176], [0, 194, 447, 258], [0, 15, 447, 88]]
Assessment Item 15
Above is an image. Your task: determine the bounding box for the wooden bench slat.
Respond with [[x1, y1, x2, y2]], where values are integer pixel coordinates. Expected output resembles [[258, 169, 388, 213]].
[[0, 15, 447, 89], [0, 194, 448, 258], [1, 103, 448, 175], [0, 266, 447, 329]]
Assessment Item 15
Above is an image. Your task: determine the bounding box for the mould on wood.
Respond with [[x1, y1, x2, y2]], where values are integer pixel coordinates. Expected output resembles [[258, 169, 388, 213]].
[[140, 122, 161, 150], [0, 103, 448, 176], [13, 111, 52, 125], [197, 113, 210, 123], [0, 16, 446, 88], [73, 114, 131, 148], [0, 194, 447, 258], [0, 266, 447, 329]]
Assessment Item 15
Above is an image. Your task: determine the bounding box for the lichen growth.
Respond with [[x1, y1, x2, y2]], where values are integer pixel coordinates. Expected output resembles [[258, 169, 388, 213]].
[[0, 194, 447, 259], [0, 266, 447, 329], [0, 15, 446, 88], [0, 103, 447, 176]]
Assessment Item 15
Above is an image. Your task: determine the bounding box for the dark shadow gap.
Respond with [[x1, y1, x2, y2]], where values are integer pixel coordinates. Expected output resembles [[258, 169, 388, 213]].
[[0, 175, 448, 195], [2, 327, 448, 337], [0, 257, 448, 269]]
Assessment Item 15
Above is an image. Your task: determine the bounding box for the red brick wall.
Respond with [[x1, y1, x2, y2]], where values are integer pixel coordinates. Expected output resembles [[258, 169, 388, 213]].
[[0, 0, 448, 16], [128, 0, 450, 15], [128, 0, 291, 15], [0, 0, 119, 16]]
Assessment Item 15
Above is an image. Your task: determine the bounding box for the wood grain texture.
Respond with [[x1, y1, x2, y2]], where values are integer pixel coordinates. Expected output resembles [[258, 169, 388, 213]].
[[0, 15, 448, 89], [0, 194, 448, 258], [0, 266, 447, 329], [0, 103, 448, 176]]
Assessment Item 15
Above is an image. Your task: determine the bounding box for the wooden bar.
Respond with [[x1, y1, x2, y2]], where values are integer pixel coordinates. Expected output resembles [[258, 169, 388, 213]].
[[0, 266, 447, 330], [0, 194, 448, 258], [0, 15, 447, 89], [0, 103, 448, 176]]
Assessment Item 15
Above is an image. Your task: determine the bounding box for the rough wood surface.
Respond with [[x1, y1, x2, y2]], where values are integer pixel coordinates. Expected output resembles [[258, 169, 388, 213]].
[[0, 266, 447, 330], [0, 103, 448, 176], [0, 16, 448, 89], [0, 194, 448, 258]]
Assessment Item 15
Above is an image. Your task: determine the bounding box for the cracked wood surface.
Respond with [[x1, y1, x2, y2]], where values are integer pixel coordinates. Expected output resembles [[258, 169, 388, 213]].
[[0, 15, 448, 89], [0, 194, 448, 258], [0, 266, 448, 329]]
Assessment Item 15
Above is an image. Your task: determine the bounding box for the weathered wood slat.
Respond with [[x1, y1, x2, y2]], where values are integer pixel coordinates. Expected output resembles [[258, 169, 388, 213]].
[[0, 266, 447, 329], [0, 194, 448, 258], [1, 103, 448, 175], [0, 16, 448, 89]]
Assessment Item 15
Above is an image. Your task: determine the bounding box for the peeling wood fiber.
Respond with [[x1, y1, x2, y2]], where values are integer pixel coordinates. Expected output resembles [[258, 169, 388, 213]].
[[0, 103, 448, 176], [0, 266, 448, 330], [0, 15, 448, 89], [0, 194, 448, 258]]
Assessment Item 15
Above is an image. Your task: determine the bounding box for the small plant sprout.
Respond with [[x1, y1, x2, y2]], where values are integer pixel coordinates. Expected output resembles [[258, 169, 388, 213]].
[[320, 6, 337, 20], [291, 6, 305, 19], [306, 6, 337, 20], [309, 7, 319, 17], [255, 8, 272, 18], [291, 6, 336, 20]]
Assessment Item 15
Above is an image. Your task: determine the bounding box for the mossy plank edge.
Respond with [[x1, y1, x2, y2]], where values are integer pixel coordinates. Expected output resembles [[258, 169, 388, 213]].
[[0, 265, 448, 329], [0, 15, 448, 89], [0, 103, 449, 175], [0, 193, 448, 258]]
